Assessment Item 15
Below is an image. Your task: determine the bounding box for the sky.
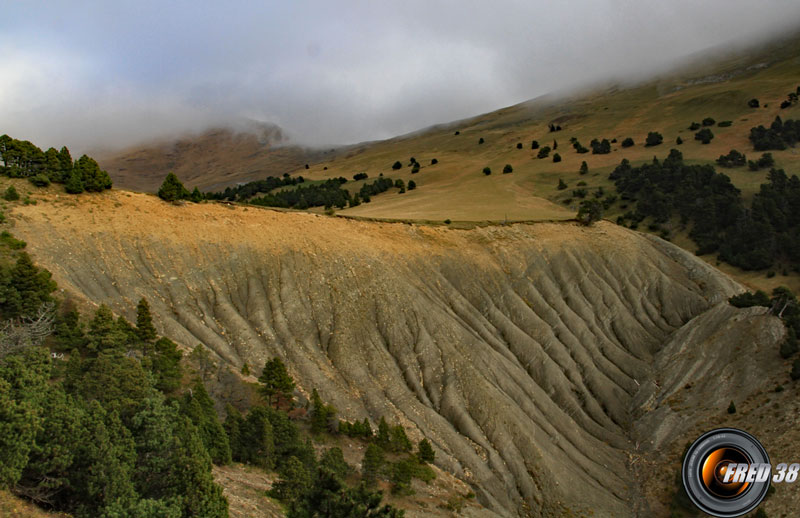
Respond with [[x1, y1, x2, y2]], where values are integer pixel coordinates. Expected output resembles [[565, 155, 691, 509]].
[[2, 1, 800, 153]]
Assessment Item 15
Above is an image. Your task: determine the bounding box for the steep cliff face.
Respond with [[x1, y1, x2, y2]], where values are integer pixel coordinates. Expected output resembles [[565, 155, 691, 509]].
[[11, 192, 784, 517]]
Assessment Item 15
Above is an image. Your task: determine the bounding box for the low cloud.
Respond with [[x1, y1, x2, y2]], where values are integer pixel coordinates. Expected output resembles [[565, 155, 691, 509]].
[[2, 1, 800, 153]]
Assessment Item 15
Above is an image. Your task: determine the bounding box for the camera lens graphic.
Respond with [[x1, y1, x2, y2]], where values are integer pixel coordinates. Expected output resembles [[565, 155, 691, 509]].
[[682, 428, 770, 517]]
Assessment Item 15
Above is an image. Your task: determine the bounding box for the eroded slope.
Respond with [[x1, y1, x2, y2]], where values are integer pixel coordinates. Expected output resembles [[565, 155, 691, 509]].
[[11, 191, 784, 517]]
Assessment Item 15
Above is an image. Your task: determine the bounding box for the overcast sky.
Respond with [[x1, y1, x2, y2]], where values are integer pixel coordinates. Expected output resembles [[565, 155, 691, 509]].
[[2, 1, 800, 152]]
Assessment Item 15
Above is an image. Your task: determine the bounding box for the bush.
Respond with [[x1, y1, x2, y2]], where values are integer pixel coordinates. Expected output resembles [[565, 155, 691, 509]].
[[590, 138, 611, 154], [702, 117, 716, 127], [577, 199, 602, 226], [695, 128, 714, 144], [676, 136, 683, 145], [579, 161, 588, 175], [454, 131, 460, 135], [408, 180, 416, 190], [353, 172, 368, 181], [430, 158, 438, 165], [516, 143, 522, 149], [716, 149, 746, 168], [157, 173, 190, 202], [621, 137, 634, 148], [748, 153, 775, 171], [537, 146, 551, 159], [3, 185, 19, 201], [792, 359, 800, 381], [717, 120, 733, 127], [552, 153, 561, 163], [689, 122, 701, 131], [531, 140, 539, 150], [478, 137, 484, 144], [557, 179, 567, 190], [728, 291, 771, 308], [748, 98, 760, 108], [502, 164, 513, 174], [411, 163, 420, 174], [572, 188, 588, 198], [727, 401, 736, 414], [482, 167, 491, 176], [392, 161, 402, 170], [29, 174, 50, 187], [645, 132, 663, 147]]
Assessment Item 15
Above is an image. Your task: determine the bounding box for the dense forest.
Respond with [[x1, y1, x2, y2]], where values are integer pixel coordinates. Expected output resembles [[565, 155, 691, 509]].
[[0, 134, 112, 193], [611, 149, 800, 272]]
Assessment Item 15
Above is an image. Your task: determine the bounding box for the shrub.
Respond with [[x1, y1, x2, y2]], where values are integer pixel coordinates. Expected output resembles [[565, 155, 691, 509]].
[[645, 132, 663, 147], [747, 153, 775, 171], [516, 143, 522, 149], [676, 136, 683, 145], [444, 219, 451, 224], [717, 120, 733, 127], [531, 140, 539, 150], [502, 164, 513, 174], [408, 180, 417, 190], [482, 167, 492, 176], [728, 291, 770, 308], [411, 163, 420, 174], [590, 138, 611, 154], [537, 146, 551, 159], [716, 150, 746, 168], [3, 185, 19, 201], [392, 161, 402, 170], [689, 122, 701, 131], [702, 117, 716, 127], [431, 158, 438, 165], [353, 172, 369, 181], [572, 188, 587, 198], [552, 153, 562, 163], [579, 161, 588, 175], [748, 98, 760, 108], [557, 179, 567, 190], [792, 359, 800, 381], [577, 199, 603, 226], [478, 137, 484, 144], [157, 173, 190, 202], [621, 137, 634, 148], [29, 174, 50, 187], [727, 401, 736, 414], [695, 128, 714, 144], [454, 131, 460, 135]]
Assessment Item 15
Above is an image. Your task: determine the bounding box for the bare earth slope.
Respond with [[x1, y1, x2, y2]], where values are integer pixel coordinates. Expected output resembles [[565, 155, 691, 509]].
[[11, 191, 786, 517]]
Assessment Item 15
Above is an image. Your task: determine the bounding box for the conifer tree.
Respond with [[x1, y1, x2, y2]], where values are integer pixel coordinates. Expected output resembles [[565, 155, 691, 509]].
[[157, 173, 190, 202], [258, 357, 295, 408]]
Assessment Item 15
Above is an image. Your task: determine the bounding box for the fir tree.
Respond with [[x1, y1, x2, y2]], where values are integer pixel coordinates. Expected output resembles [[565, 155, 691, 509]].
[[157, 173, 190, 202]]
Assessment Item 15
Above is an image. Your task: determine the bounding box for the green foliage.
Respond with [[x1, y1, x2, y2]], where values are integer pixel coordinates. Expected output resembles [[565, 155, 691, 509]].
[[319, 447, 351, 480], [572, 188, 587, 198], [430, 158, 438, 165], [621, 137, 634, 148], [478, 137, 484, 144], [189, 344, 216, 382], [577, 199, 603, 226], [310, 388, 336, 435], [729, 291, 771, 308], [516, 142, 523, 149], [718, 120, 732, 127], [748, 98, 760, 108], [676, 136, 683, 145], [180, 381, 231, 465], [392, 161, 402, 170], [645, 132, 663, 147], [716, 149, 746, 168], [482, 167, 491, 176], [727, 401, 736, 414], [208, 175, 306, 202], [411, 163, 420, 174], [270, 456, 313, 503], [702, 117, 716, 127], [259, 357, 295, 408], [750, 116, 799, 150], [157, 173, 190, 202], [689, 122, 701, 131], [780, 328, 798, 359], [361, 444, 385, 486], [338, 418, 373, 439], [552, 153, 562, 163], [747, 152, 774, 171], [3, 185, 19, 201], [407, 180, 416, 190], [531, 140, 539, 150], [29, 174, 50, 187], [537, 146, 551, 159], [579, 161, 588, 175], [417, 439, 435, 464], [136, 298, 157, 344], [590, 138, 611, 154], [557, 178, 567, 190], [65, 171, 84, 194], [190, 187, 204, 203], [389, 425, 412, 453], [353, 172, 369, 181], [502, 164, 513, 174], [288, 469, 404, 518], [74, 155, 112, 192], [695, 128, 714, 144]]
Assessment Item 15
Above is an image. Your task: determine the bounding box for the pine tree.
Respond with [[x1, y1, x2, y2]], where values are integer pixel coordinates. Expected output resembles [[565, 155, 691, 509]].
[[64, 170, 84, 194], [319, 447, 350, 480], [579, 161, 589, 175], [269, 456, 312, 503], [150, 337, 183, 393], [389, 425, 412, 453], [310, 388, 335, 435], [258, 357, 295, 408], [361, 444, 385, 486], [157, 173, 190, 202], [417, 439, 435, 464], [136, 298, 157, 347], [189, 344, 217, 382], [3, 185, 19, 201], [180, 381, 231, 465], [74, 155, 112, 192], [376, 417, 390, 448]]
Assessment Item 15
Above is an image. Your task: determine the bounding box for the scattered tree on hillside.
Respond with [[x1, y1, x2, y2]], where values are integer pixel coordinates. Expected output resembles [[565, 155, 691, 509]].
[[392, 161, 402, 170], [553, 153, 562, 163], [157, 173, 190, 202], [483, 167, 492, 176], [748, 153, 775, 171], [577, 199, 603, 226], [748, 98, 760, 108], [557, 179, 568, 190], [478, 137, 484, 144], [579, 161, 588, 175], [503, 164, 513, 174], [695, 128, 714, 144], [259, 357, 295, 408], [531, 140, 539, 150], [621, 137, 634, 148], [645, 132, 663, 147], [3, 185, 19, 201], [716, 149, 746, 168], [537, 146, 551, 159], [702, 117, 716, 127]]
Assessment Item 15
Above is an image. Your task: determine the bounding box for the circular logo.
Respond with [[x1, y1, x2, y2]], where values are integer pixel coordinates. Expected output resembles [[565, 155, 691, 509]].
[[682, 428, 770, 517]]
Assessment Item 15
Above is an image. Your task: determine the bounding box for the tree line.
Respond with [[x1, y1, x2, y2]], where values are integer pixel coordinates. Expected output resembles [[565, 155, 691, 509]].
[[0, 134, 112, 194]]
